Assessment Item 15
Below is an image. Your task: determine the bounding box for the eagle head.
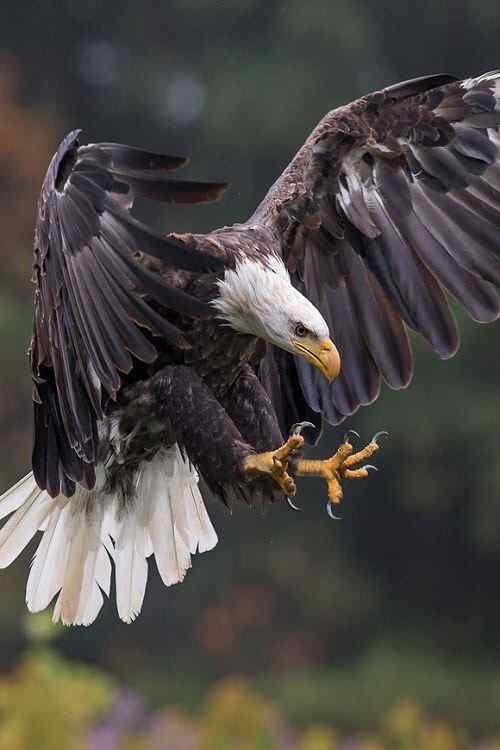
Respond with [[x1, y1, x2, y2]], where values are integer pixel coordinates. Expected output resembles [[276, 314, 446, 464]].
[[213, 255, 341, 382]]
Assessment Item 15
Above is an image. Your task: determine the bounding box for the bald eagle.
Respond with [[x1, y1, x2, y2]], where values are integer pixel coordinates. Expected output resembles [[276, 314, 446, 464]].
[[1, 70, 500, 625]]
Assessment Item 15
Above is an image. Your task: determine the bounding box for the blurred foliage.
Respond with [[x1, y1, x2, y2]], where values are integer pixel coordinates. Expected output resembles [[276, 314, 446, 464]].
[[264, 639, 500, 735], [0, 649, 113, 750], [0, 649, 500, 749], [200, 679, 284, 749], [1, 0, 500, 745]]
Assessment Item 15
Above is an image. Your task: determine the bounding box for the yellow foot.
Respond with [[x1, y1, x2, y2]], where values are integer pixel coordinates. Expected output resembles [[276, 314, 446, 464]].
[[293, 430, 388, 516], [243, 434, 305, 496]]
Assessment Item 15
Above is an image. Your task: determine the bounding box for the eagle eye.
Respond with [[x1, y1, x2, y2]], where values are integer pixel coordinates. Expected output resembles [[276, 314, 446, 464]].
[[294, 323, 308, 338]]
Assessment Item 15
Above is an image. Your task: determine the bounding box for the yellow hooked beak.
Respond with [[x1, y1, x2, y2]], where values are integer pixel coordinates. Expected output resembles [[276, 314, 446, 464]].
[[294, 337, 341, 382]]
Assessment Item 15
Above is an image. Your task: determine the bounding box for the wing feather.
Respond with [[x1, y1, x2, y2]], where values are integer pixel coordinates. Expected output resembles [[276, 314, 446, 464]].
[[32, 130, 227, 497], [255, 71, 500, 426]]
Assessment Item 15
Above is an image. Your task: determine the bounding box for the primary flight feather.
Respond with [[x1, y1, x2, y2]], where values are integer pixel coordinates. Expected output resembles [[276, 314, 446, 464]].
[[1, 69, 500, 624]]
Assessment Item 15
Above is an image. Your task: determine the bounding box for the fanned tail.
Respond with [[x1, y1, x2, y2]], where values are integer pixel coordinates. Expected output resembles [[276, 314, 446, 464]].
[[0, 446, 217, 626]]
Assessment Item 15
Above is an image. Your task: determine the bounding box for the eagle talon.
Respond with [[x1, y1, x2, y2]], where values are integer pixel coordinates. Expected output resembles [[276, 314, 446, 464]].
[[291, 421, 316, 436], [343, 429, 360, 443], [243, 434, 304, 496], [293, 429, 385, 507], [287, 497, 302, 511], [326, 502, 342, 520]]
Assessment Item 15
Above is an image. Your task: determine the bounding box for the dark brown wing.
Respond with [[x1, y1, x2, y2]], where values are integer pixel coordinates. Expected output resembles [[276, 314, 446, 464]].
[[31, 130, 226, 498], [254, 71, 500, 434]]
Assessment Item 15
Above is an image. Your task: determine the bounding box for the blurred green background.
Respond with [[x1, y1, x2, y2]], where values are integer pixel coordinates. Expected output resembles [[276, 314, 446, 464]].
[[1, 1, 500, 747]]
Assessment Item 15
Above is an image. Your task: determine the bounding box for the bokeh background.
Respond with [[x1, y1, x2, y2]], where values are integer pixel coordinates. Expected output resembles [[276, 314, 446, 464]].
[[1, 1, 500, 748]]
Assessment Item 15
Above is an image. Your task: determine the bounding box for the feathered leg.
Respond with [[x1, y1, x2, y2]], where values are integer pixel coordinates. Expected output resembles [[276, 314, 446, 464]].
[[149, 365, 254, 492], [226, 364, 302, 498], [226, 364, 284, 451], [149, 365, 299, 502]]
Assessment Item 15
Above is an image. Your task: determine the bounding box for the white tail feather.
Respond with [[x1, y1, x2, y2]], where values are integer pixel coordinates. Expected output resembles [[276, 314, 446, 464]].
[[26, 498, 71, 612], [0, 488, 58, 568], [114, 509, 149, 624], [51, 501, 112, 626], [0, 445, 217, 625], [0, 473, 39, 520], [147, 455, 192, 586]]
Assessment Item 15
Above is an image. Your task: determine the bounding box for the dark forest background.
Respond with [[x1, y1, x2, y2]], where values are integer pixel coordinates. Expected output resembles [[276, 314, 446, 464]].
[[1, 1, 500, 747]]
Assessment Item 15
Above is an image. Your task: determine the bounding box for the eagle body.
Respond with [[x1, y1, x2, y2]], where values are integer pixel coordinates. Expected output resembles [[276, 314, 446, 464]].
[[100, 223, 297, 508], [2, 70, 500, 624]]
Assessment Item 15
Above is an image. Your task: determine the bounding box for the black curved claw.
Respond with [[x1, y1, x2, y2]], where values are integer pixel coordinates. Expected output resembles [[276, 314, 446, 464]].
[[291, 421, 316, 436], [363, 464, 378, 472], [287, 497, 302, 511], [371, 430, 389, 444], [343, 429, 360, 443], [326, 502, 342, 520]]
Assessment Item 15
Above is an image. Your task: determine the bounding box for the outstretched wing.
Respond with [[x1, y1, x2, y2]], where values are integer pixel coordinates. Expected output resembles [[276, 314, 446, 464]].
[[31, 130, 226, 498], [255, 71, 500, 432]]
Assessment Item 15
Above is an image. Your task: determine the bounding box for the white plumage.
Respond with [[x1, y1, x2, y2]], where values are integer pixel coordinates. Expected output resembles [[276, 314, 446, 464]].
[[0, 445, 217, 625], [213, 254, 330, 347]]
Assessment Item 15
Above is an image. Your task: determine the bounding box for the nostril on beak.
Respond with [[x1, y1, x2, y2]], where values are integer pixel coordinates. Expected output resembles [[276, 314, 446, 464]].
[[321, 339, 334, 351]]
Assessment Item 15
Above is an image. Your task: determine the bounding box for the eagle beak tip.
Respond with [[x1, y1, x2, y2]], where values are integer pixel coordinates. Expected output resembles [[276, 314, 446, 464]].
[[319, 338, 341, 382], [293, 336, 341, 382]]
